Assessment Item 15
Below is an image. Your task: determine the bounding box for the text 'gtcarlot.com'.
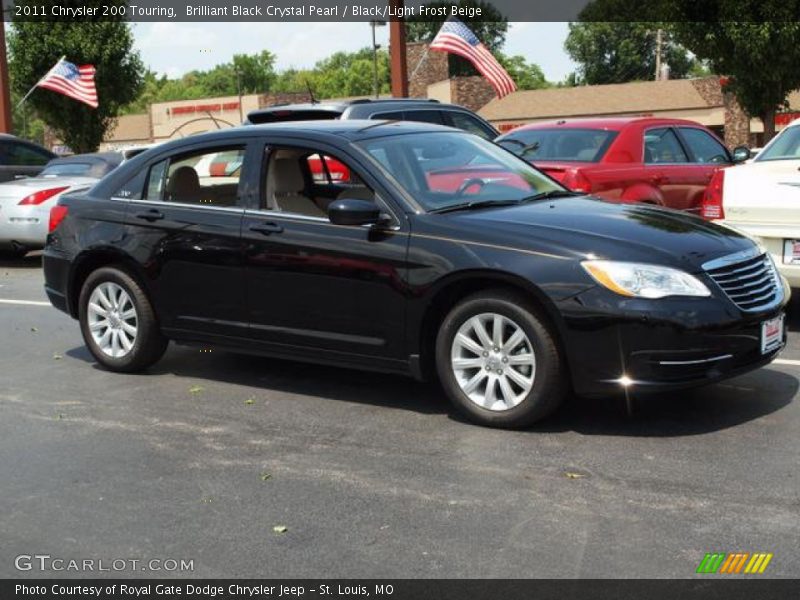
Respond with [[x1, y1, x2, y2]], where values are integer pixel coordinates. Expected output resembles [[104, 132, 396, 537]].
[[14, 554, 194, 572]]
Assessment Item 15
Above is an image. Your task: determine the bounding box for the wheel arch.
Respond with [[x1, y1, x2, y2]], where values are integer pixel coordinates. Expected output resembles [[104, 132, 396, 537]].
[[67, 248, 150, 318], [412, 269, 567, 381]]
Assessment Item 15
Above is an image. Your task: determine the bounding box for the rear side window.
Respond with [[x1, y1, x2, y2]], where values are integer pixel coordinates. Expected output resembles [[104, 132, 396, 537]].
[[247, 110, 340, 124], [497, 128, 617, 162], [445, 111, 496, 140], [644, 128, 689, 164], [5, 142, 52, 166], [403, 110, 445, 125], [679, 128, 730, 163], [371, 111, 404, 121]]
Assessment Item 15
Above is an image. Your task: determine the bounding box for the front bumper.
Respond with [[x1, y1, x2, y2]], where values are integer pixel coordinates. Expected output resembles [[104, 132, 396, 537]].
[[559, 283, 789, 397]]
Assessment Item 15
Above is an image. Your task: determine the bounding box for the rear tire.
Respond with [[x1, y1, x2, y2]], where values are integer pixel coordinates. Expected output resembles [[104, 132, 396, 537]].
[[79, 266, 167, 372], [435, 290, 566, 428]]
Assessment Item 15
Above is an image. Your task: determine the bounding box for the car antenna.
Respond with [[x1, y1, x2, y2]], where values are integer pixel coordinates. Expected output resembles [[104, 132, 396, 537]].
[[305, 79, 317, 104]]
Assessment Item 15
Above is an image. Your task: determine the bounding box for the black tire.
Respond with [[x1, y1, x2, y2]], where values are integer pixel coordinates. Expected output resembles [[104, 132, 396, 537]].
[[78, 266, 168, 372], [435, 289, 566, 429]]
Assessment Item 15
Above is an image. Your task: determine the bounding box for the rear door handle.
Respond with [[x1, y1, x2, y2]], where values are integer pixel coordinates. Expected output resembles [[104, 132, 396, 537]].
[[249, 222, 284, 235], [134, 209, 165, 222]]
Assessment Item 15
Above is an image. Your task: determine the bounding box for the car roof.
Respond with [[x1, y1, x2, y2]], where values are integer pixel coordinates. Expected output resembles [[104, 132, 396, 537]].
[[503, 117, 710, 133]]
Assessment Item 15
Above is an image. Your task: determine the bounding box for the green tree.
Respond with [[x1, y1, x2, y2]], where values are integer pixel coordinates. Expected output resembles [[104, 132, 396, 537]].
[[564, 22, 695, 85], [670, 20, 800, 141], [496, 54, 549, 90], [9, 0, 144, 153], [406, 0, 508, 77]]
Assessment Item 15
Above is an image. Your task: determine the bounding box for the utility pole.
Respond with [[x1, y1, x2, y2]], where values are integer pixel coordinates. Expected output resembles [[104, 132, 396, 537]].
[[370, 20, 386, 99], [0, 20, 14, 133], [389, 0, 408, 98], [654, 28, 663, 81]]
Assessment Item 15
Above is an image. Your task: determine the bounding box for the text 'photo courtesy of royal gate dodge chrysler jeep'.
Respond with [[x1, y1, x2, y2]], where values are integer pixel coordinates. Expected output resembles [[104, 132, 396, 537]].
[[43, 121, 789, 429]]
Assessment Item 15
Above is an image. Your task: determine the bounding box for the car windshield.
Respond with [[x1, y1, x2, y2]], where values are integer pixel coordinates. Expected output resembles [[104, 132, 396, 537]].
[[756, 126, 800, 162], [356, 132, 565, 212], [497, 128, 618, 162], [39, 162, 95, 177]]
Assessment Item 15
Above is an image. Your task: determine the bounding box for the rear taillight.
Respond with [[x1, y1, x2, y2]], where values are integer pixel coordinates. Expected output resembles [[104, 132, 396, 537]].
[[48, 205, 69, 233], [18, 186, 69, 206], [562, 169, 591, 193], [701, 169, 725, 220]]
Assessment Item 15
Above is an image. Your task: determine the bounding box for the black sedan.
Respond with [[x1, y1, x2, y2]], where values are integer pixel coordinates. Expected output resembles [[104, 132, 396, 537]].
[[42, 121, 789, 428]]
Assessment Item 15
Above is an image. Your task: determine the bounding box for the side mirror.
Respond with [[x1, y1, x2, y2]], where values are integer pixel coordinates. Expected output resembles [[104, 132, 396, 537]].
[[328, 198, 383, 226], [732, 146, 751, 163]]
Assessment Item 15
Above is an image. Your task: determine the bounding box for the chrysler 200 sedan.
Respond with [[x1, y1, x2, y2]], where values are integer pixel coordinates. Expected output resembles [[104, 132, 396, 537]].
[[43, 121, 788, 428]]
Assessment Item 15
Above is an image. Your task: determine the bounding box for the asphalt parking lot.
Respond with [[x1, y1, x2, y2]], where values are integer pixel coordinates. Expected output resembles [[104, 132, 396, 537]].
[[1, 253, 799, 579]]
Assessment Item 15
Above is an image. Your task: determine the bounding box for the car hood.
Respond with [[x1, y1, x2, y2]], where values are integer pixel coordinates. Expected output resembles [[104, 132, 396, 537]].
[[439, 197, 756, 273], [0, 176, 96, 205]]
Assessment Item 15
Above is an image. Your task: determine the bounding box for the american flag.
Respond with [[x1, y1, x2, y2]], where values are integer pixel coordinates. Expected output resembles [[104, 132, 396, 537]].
[[37, 59, 98, 108], [430, 18, 516, 99]]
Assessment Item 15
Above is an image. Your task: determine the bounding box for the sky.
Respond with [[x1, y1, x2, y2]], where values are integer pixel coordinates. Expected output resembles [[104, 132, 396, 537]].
[[131, 21, 577, 83]]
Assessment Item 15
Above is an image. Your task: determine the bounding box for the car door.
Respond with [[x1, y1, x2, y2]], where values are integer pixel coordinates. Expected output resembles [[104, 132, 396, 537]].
[[0, 140, 54, 182], [675, 126, 733, 212], [241, 137, 410, 367], [642, 127, 702, 210], [119, 138, 256, 338]]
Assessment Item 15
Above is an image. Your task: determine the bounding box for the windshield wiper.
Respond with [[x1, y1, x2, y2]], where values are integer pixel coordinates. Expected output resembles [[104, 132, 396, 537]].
[[520, 189, 584, 203], [429, 199, 521, 214]]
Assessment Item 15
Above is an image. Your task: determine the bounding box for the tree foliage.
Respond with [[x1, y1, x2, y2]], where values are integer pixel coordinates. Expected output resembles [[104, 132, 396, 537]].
[[564, 22, 695, 85], [576, 0, 800, 141], [8, 0, 144, 153], [496, 54, 549, 90], [406, 0, 508, 77], [670, 21, 800, 140]]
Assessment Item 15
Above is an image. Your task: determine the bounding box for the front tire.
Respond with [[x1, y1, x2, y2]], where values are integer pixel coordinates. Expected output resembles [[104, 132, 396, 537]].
[[435, 290, 566, 428], [78, 266, 168, 372]]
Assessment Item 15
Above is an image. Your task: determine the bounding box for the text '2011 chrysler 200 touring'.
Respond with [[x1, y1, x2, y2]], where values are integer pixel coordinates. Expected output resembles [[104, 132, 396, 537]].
[[43, 121, 789, 428]]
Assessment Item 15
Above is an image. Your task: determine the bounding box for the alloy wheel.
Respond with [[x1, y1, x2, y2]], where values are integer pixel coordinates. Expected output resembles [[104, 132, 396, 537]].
[[87, 282, 138, 358], [450, 312, 536, 411]]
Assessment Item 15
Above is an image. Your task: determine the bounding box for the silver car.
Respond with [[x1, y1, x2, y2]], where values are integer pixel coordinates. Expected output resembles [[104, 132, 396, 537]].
[[0, 152, 122, 257]]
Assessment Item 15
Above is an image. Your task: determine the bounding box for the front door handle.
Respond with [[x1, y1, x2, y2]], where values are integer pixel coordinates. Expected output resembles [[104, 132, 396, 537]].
[[249, 222, 284, 235], [134, 209, 165, 222]]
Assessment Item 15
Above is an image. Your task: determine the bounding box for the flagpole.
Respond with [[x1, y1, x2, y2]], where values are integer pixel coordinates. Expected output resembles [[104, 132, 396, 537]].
[[16, 55, 66, 109]]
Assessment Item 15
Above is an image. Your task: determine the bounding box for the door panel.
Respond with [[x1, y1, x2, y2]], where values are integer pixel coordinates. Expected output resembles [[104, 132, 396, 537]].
[[242, 214, 409, 360], [120, 140, 255, 337]]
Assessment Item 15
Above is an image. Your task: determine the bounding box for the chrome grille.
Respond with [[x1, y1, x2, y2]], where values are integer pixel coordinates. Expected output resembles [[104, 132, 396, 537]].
[[706, 253, 780, 312]]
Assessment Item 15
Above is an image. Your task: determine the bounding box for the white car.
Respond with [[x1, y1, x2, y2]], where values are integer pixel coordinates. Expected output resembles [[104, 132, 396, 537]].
[[702, 118, 800, 287], [0, 152, 122, 257]]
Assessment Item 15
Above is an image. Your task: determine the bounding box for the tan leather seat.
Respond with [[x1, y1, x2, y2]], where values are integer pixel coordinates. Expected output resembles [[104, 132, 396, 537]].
[[271, 158, 326, 218], [166, 166, 201, 204]]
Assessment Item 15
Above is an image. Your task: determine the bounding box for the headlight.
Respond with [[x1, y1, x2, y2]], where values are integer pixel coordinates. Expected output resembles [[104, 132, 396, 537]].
[[581, 260, 711, 298]]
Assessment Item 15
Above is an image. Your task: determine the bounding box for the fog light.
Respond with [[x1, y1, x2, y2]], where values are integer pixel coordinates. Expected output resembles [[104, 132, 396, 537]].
[[616, 375, 634, 387]]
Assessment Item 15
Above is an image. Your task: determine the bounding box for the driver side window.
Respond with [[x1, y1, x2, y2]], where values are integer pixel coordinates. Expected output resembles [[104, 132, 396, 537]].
[[262, 147, 376, 218]]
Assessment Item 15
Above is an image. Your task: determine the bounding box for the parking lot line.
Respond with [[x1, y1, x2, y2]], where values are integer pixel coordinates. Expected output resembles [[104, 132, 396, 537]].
[[774, 358, 800, 367], [0, 298, 51, 307]]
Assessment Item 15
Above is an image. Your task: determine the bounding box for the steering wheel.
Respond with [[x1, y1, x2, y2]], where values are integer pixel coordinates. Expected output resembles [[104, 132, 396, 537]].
[[455, 178, 487, 197]]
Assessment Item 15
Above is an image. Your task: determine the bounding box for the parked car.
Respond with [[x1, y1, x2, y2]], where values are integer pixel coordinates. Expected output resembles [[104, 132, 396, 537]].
[[0, 152, 122, 257], [0, 134, 56, 183], [705, 118, 800, 287], [43, 121, 788, 428], [496, 117, 748, 213], [246, 98, 499, 139]]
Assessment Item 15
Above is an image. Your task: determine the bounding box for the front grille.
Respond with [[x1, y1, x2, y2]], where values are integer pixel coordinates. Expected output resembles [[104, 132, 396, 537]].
[[706, 253, 780, 312]]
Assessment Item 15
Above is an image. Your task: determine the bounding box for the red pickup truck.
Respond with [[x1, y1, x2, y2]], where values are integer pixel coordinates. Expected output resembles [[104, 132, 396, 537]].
[[496, 117, 745, 213]]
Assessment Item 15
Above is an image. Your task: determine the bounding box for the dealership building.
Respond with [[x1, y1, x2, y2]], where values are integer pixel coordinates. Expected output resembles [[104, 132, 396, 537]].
[[95, 42, 799, 152]]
